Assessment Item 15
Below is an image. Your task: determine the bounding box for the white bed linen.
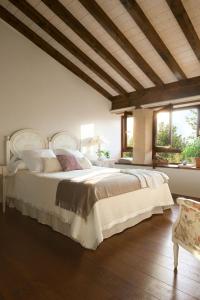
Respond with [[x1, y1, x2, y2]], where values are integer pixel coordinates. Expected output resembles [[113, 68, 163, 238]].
[[6, 167, 174, 249]]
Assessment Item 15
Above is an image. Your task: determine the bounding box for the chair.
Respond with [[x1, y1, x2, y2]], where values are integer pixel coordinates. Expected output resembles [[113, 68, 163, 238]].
[[172, 197, 200, 270]]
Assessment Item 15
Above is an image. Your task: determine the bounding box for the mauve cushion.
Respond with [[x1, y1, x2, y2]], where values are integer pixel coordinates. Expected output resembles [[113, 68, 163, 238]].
[[56, 154, 82, 171]]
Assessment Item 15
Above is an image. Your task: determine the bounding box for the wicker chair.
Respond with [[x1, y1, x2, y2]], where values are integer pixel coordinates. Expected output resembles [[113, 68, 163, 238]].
[[172, 197, 200, 270]]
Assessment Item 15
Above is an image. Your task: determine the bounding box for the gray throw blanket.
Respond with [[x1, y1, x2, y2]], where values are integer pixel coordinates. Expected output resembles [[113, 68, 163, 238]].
[[56, 172, 140, 220], [56, 169, 168, 220]]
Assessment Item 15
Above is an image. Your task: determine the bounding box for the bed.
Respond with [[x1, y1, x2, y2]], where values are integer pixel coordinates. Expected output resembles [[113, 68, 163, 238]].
[[3, 129, 174, 249]]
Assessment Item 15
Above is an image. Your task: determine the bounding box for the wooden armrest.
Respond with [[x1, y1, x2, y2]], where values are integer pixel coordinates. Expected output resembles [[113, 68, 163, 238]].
[[177, 197, 200, 212]]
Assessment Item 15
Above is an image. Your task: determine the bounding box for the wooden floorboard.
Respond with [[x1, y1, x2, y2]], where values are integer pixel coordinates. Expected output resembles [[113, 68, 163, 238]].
[[0, 206, 200, 300]]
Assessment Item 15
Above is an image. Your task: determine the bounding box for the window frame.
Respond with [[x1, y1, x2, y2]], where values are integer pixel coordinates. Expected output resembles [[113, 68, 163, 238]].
[[121, 111, 133, 157], [152, 104, 200, 163]]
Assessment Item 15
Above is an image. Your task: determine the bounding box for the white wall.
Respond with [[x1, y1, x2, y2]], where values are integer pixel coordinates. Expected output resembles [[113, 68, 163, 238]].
[[0, 20, 121, 164], [157, 167, 200, 198]]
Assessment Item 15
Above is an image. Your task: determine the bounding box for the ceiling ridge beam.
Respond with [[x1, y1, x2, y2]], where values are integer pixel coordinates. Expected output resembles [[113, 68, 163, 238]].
[[120, 0, 186, 80], [166, 0, 200, 61], [42, 0, 143, 90], [10, 0, 126, 95], [0, 5, 112, 99], [111, 76, 200, 109], [79, 0, 164, 86]]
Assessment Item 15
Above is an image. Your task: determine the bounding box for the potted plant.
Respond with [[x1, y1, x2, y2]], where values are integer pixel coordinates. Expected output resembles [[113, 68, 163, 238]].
[[182, 137, 200, 168], [96, 149, 110, 160]]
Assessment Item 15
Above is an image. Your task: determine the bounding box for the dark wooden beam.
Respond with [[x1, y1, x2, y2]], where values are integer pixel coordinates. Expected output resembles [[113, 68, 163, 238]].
[[79, 0, 163, 86], [0, 5, 112, 99], [42, 0, 143, 90], [111, 76, 200, 110], [10, 0, 126, 95], [166, 0, 200, 61], [120, 0, 186, 80]]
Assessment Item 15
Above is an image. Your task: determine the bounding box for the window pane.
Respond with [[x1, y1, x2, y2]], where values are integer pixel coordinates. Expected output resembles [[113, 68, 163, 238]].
[[126, 116, 134, 147], [172, 109, 198, 150], [155, 108, 198, 164], [156, 112, 170, 146], [122, 152, 132, 158], [155, 152, 182, 164]]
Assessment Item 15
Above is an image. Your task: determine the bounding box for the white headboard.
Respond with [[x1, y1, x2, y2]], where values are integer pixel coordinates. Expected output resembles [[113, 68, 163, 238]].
[[5, 129, 80, 165], [49, 131, 80, 151], [6, 129, 48, 164]]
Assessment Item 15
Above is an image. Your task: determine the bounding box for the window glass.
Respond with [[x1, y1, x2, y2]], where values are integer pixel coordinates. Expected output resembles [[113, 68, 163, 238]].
[[156, 112, 170, 147], [155, 152, 182, 164], [154, 107, 199, 164], [121, 113, 134, 157], [172, 109, 197, 147], [126, 116, 134, 147], [122, 151, 133, 158]]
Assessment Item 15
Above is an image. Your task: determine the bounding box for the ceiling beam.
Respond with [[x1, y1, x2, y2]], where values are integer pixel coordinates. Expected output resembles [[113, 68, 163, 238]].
[[42, 0, 143, 90], [111, 76, 200, 110], [120, 0, 186, 80], [10, 0, 126, 95], [166, 0, 200, 61], [0, 5, 112, 99], [79, 0, 163, 86]]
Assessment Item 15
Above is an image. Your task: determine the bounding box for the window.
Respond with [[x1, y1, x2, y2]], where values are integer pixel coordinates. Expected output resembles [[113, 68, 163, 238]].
[[121, 112, 134, 157], [153, 105, 200, 164]]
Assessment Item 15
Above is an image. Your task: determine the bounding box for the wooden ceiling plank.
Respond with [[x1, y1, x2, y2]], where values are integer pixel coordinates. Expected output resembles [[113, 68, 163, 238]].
[[79, 0, 163, 86], [9, 0, 126, 95], [111, 76, 200, 109], [0, 5, 112, 99], [42, 0, 144, 90], [120, 0, 186, 80], [166, 0, 200, 61]]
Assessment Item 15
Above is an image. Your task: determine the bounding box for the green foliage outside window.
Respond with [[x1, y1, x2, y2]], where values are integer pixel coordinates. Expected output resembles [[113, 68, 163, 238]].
[[182, 137, 200, 159], [156, 109, 199, 163], [156, 123, 187, 163], [123, 152, 133, 158]]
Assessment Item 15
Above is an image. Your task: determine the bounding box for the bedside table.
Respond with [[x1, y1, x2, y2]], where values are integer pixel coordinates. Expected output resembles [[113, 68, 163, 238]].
[[92, 159, 116, 168]]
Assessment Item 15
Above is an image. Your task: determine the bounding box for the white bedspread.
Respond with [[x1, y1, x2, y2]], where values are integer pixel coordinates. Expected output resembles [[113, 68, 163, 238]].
[[6, 167, 174, 249]]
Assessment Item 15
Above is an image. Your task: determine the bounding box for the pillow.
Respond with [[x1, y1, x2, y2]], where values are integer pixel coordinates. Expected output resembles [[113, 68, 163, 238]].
[[54, 148, 92, 169], [57, 154, 82, 171], [7, 155, 27, 174], [54, 148, 84, 158], [77, 156, 92, 169], [42, 157, 62, 173], [21, 149, 56, 172]]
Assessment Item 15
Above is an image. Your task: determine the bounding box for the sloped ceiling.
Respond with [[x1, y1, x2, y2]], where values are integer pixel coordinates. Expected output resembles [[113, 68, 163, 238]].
[[1, 0, 200, 109]]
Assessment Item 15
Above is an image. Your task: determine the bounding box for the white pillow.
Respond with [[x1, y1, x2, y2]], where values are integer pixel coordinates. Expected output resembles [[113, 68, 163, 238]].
[[7, 155, 27, 174], [21, 149, 56, 172], [77, 157, 92, 169], [42, 157, 62, 173], [54, 148, 84, 158]]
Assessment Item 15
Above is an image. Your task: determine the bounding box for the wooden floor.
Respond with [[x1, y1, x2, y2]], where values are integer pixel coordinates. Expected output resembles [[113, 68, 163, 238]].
[[1, 206, 200, 300]]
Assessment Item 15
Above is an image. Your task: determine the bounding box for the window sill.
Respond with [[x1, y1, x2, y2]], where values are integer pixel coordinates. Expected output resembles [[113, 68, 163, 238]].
[[115, 162, 200, 170], [157, 164, 200, 170], [115, 162, 152, 167]]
